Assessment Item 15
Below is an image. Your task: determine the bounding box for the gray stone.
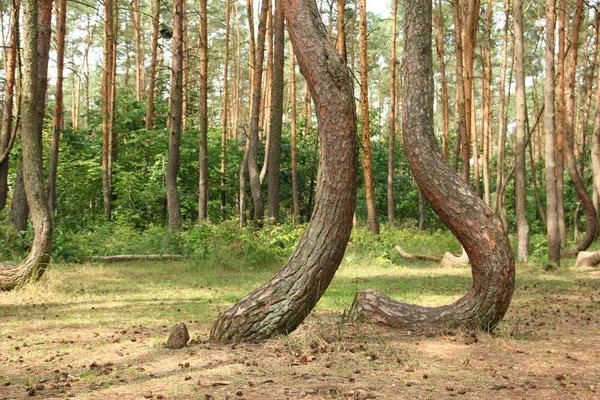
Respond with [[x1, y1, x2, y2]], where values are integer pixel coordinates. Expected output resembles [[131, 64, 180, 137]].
[[165, 323, 190, 349]]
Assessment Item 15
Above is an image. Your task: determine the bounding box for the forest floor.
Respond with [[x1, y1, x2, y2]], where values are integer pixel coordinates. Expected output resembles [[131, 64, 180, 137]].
[[1, 255, 600, 400]]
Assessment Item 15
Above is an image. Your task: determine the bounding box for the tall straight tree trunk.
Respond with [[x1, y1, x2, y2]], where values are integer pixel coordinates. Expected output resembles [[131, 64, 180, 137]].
[[481, 0, 492, 206], [336, 0, 346, 61], [593, 23, 600, 223], [167, 0, 184, 231], [556, 0, 567, 244], [451, 0, 467, 176], [350, 0, 514, 331], [102, 0, 115, 220], [220, 0, 231, 221], [48, 0, 66, 214], [563, 0, 597, 255], [494, 0, 510, 213], [290, 44, 301, 225], [545, 0, 560, 264], [198, 0, 209, 222], [9, 160, 28, 233], [211, 0, 357, 343], [434, 0, 449, 161], [267, 0, 285, 224], [358, 0, 379, 234], [145, 0, 160, 130], [132, 0, 143, 101], [247, 0, 269, 223], [387, 0, 398, 223], [0, 0, 19, 212], [513, 0, 530, 262], [0, 0, 53, 290]]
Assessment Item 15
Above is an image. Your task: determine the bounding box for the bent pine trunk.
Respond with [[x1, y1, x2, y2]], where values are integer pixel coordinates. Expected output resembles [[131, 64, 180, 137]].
[[210, 0, 357, 343], [349, 0, 515, 332]]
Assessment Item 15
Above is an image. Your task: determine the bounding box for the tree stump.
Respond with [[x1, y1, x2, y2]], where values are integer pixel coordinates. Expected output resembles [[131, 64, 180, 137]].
[[574, 251, 600, 267]]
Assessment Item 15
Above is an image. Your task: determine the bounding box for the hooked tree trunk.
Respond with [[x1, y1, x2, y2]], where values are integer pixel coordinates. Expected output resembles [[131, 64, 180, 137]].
[[0, 0, 53, 290], [348, 0, 515, 331], [210, 0, 357, 343]]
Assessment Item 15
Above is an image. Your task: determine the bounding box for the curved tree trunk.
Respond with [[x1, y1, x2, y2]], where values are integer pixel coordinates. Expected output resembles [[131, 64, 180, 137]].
[[210, 0, 357, 343], [1, 0, 52, 291], [575, 251, 600, 268], [348, 0, 515, 332]]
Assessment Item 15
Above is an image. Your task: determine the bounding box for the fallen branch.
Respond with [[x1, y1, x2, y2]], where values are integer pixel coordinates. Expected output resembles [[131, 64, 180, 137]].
[[394, 245, 442, 262], [574, 250, 600, 267], [82, 255, 187, 263]]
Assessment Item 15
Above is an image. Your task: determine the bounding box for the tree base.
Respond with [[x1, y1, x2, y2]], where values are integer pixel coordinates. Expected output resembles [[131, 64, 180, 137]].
[[574, 250, 600, 267]]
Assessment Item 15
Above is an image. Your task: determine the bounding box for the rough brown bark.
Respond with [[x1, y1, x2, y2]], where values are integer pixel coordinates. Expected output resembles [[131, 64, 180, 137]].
[[451, 0, 466, 176], [48, 0, 66, 214], [562, 0, 597, 256], [0, 0, 19, 211], [336, 0, 346, 62], [0, 0, 53, 290], [349, 0, 515, 331], [198, 0, 209, 222], [556, 0, 567, 244], [167, 0, 184, 231], [513, 0, 529, 262], [210, 0, 357, 343], [388, 0, 398, 223], [267, 0, 285, 224], [9, 160, 29, 233], [433, 0, 449, 162], [358, 0, 379, 235]]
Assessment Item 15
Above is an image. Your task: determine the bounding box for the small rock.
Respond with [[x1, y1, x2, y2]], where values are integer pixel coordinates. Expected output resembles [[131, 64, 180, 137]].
[[165, 323, 190, 349], [142, 391, 153, 399], [185, 376, 192, 381], [406, 380, 419, 387], [457, 388, 467, 395], [156, 394, 164, 399], [354, 389, 376, 399]]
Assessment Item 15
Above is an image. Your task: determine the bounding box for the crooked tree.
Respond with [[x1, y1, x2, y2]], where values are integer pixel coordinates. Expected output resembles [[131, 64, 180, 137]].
[[210, 0, 357, 343], [0, 0, 53, 290], [348, 0, 515, 331]]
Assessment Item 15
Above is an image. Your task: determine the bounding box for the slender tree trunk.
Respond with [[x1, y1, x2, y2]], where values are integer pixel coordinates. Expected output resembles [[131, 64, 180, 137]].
[[434, 0, 449, 162], [349, 0, 514, 331], [387, 0, 398, 224], [358, 0, 379, 234], [247, 0, 269, 223], [48, 0, 66, 214], [481, 0, 492, 205], [198, 0, 209, 222], [132, 0, 143, 101], [336, 0, 346, 62], [563, 0, 597, 255], [267, 0, 285, 224], [494, 0, 510, 212], [220, 0, 231, 221], [593, 12, 600, 223], [0, 0, 19, 212], [9, 160, 28, 233], [545, 0, 561, 264], [211, 0, 357, 343], [145, 0, 160, 130], [513, 0, 529, 262], [1, 0, 53, 290], [102, 0, 115, 220], [166, 0, 184, 231], [556, 0, 567, 244], [290, 45, 301, 225], [451, 0, 466, 176]]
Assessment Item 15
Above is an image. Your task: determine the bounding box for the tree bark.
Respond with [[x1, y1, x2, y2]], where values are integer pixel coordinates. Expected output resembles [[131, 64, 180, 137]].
[[167, 0, 184, 231], [210, 0, 357, 343], [451, 0, 466, 176], [247, 0, 269, 223], [267, 0, 285, 224], [336, 0, 346, 62], [592, 9, 600, 228], [0, 0, 19, 212], [0, 0, 53, 290], [388, 0, 398, 223], [48, 0, 66, 214], [494, 0, 510, 213], [132, 0, 143, 101], [562, 0, 597, 256], [434, 0, 449, 162], [349, 0, 515, 331], [145, 0, 160, 131], [556, 0, 567, 244], [9, 160, 29, 233], [575, 251, 600, 268], [198, 0, 209, 222], [102, 0, 115, 220], [513, 0, 529, 262], [220, 0, 231, 221], [358, 0, 379, 235]]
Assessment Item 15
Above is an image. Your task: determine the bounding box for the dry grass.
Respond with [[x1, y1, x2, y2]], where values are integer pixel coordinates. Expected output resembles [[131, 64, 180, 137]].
[[1, 257, 600, 399]]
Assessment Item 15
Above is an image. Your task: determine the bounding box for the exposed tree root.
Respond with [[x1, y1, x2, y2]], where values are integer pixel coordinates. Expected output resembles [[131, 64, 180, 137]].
[[440, 248, 469, 268], [394, 245, 442, 262], [574, 250, 600, 267]]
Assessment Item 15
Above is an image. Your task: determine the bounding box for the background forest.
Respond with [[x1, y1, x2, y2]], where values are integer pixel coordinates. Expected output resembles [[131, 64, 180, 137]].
[[0, 0, 598, 267]]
